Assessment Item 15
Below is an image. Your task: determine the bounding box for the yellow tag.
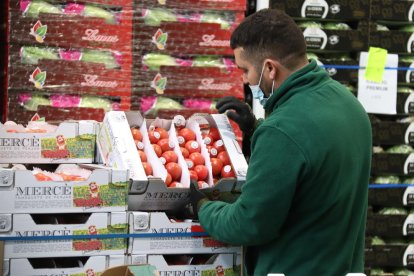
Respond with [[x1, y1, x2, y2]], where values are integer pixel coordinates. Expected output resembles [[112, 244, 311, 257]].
[[365, 47, 388, 83]]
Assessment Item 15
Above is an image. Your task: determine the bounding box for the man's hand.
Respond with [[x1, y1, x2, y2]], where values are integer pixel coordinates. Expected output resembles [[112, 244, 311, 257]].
[[189, 181, 209, 218], [216, 96, 256, 136]]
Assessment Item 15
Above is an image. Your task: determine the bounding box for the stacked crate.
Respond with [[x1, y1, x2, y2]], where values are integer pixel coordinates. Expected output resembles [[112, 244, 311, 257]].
[[0, 120, 130, 275], [4, 0, 135, 123]]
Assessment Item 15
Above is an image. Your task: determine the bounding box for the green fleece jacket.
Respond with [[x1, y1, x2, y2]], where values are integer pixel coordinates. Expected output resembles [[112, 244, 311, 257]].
[[198, 60, 372, 276]]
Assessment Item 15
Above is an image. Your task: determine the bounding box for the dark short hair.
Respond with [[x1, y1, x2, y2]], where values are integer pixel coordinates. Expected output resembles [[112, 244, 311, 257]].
[[230, 9, 307, 70]]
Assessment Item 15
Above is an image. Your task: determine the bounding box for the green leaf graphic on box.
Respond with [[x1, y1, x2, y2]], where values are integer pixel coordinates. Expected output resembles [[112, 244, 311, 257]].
[[157, 33, 168, 44], [36, 25, 47, 37], [156, 77, 167, 90], [35, 72, 46, 83]]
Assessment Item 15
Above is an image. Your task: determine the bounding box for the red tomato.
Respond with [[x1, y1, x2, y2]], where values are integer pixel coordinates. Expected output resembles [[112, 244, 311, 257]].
[[185, 158, 194, 169], [169, 181, 183, 188], [209, 127, 220, 141], [135, 141, 144, 150], [157, 138, 174, 152], [142, 162, 153, 176], [148, 130, 161, 144], [217, 151, 230, 166], [213, 139, 225, 153], [155, 127, 169, 139], [131, 128, 143, 142], [177, 135, 186, 146], [189, 152, 205, 166], [178, 128, 196, 142], [180, 147, 190, 158], [152, 144, 162, 157], [210, 158, 223, 176], [166, 162, 182, 181], [138, 150, 147, 162], [206, 145, 218, 157], [198, 181, 209, 189], [165, 173, 172, 186], [189, 170, 198, 181], [185, 140, 201, 154], [221, 165, 235, 178], [194, 165, 208, 181], [203, 134, 214, 145], [160, 150, 178, 164]]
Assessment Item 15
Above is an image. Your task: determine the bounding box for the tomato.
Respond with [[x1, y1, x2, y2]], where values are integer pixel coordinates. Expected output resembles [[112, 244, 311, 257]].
[[213, 139, 225, 153], [160, 150, 178, 164], [34, 173, 53, 181], [131, 128, 143, 142], [157, 138, 174, 152], [166, 162, 182, 181], [142, 162, 153, 176], [221, 165, 235, 178], [148, 130, 161, 144], [210, 158, 223, 176], [177, 136, 186, 146], [169, 181, 183, 188], [189, 170, 198, 181], [152, 144, 162, 157], [206, 145, 218, 157], [185, 140, 201, 154], [217, 151, 230, 166], [209, 127, 221, 141], [189, 152, 205, 166], [138, 150, 147, 162], [203, 134, 214, 145], [185, 158, 194, 169], [197, 181, 209, 189], [194, 165, 208, 181], [155, 127, 169, 139], [178, 128, 196, 142], [165, 173, 172, 186], [180, 147, 190, 158], [135, 141, 144, 150]]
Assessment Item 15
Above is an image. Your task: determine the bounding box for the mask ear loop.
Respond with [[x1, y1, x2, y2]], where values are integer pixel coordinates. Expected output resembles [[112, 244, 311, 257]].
[[269, 79, 275, 98]]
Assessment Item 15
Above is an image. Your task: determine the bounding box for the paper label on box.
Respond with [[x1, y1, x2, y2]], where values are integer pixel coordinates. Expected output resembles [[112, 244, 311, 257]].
[[405, 123, 414, 144], [303, 27, 327, 49], [409, 3, 414, 21], [403, 214, 414, 235], [358, 52, 398, 114], [404, 187, 414, 205], [404, 245, 414, 265], [406, 62, 414, 83], [408, 33, 414, 53], [404, 153, 414, 174], [301, 0, 329, 18], [404, 93, 414, 114]]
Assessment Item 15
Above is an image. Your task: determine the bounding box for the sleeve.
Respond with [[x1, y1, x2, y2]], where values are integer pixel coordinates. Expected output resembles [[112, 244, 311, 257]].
[[198, 125, 308, 246]]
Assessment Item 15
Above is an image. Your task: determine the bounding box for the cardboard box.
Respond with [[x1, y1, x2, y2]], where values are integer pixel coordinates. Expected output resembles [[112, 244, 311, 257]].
[[369, 187, 414, 207], [136, 0, 246, 11], [0, 212, 128, 258], [398, 62, 414, 85], [365, 245, 414, 267], [4, 255, 125, 276], [397, 92, 414, 115], [128, 253, 241, 275], [367, 213, 414, 237], [128, 212, 242, 254], [371, 153, 414, 176], [370, 31, 414, 54], [0, 164, 129, 213], [371, 0, 414, 21], [0, 120, 96, 163], [102, 264, 159, 276], [318, 58, 358, 83], [301, 28, 367, 51], [372, 121, 414, 145], [271, 0, 370, 20]]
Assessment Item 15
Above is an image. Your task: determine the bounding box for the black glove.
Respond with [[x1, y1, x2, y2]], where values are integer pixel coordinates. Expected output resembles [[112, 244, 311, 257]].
[[216, 96, 256, 136], [189, 181, 209, 218]]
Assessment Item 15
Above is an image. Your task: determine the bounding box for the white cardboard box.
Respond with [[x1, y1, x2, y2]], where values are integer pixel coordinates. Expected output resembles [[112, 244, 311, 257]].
[[129, 253, 241, 275], [4, 255, 125, 276], [0, 164, 129, 213], [128, 212, 241, 255], [0, 212, 128, 258], [0, 121, 97, 164]]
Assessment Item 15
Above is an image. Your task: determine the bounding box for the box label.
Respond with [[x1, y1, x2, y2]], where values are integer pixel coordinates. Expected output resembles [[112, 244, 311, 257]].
[[406, 62, 414, 83], [301, 0, 329, 18], [405, 154, 414, 174], [408, 33, 414, 53], [404, 245, 414, 265], [409, 3, 414, 21], [404, 215, 414, 235], [404, 93, 414, 113], [404, 187, 414, 205], [303, 27, 327, 49]]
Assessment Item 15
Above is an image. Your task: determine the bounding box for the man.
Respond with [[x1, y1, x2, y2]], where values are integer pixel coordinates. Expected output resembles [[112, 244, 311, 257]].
[[190, 8, 372, 276]]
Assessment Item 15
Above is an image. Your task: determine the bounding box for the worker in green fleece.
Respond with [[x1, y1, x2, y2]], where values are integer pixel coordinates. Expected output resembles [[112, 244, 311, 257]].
[[189, 8, 372, 276]]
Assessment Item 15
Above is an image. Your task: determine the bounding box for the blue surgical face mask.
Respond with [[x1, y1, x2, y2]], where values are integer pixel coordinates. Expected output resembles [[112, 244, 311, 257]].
[[249, 64, 275, 106]]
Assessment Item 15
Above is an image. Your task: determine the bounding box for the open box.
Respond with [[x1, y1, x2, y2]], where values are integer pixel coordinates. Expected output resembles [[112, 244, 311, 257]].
[[0, 164, 129, 213], [0, 120, 97, 163], [128, 212, 241, 254], [0, 212, 128, 258], [3, 254, 125, 276]]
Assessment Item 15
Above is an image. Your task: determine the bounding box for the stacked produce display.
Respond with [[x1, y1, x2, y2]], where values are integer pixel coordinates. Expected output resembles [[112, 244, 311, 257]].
[[3, 0, 135, 123]]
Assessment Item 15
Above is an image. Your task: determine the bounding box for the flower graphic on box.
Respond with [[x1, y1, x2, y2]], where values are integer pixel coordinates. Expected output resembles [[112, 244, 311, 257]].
[[152, 29, 168, 50], [29, 67, 47, 89], [73, 181, 128, 208], [151, 73, 167, 94], [30, 20, 47, 43]]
